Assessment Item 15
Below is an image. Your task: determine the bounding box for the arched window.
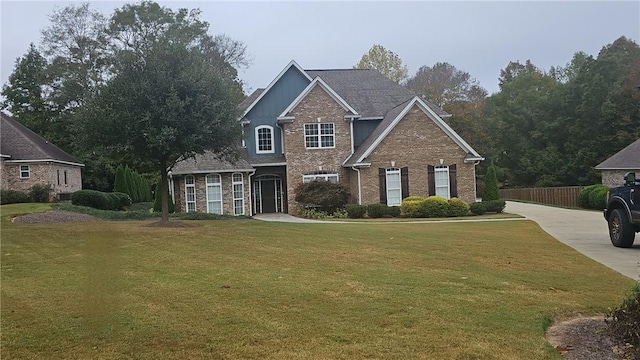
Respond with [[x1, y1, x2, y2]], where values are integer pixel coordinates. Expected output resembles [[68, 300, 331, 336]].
[[386, 168, 402, 206], [232, 173, 244, 215], [255, 125, 274, 154]]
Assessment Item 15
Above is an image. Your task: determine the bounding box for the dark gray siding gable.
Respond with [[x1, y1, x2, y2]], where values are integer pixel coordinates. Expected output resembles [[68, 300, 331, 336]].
[[353, 119, 382, 149]]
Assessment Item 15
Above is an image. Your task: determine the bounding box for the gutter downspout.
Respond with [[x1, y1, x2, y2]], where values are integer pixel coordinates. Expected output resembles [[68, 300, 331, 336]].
[[351, 165, 362, 205], [248, 169, 256, 215]]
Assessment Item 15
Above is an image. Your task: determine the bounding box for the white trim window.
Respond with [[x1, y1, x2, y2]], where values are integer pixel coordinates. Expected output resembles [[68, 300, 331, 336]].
[[303, 172, 339, 184], [386, 168, 402, 206], [184, 175, 196, 212], [232, 173, 244, 215], [255, 125, 274, 154], [435, 165, 450, 199], [206, 174, 223, 214], [304, 123, 335, 149], [19, 165, 30, 179]]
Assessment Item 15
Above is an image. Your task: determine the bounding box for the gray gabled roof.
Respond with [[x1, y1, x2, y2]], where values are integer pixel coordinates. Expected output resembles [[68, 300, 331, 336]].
[[171, 151, 254, 175], [239, 88, 264, 113], [595, 138, 640, 170], [0, 112, 83, 166], [305, 69, 449, 119]]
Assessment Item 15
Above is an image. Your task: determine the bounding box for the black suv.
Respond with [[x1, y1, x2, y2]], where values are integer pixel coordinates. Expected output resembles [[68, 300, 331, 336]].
[[604, 172, 640, 247]]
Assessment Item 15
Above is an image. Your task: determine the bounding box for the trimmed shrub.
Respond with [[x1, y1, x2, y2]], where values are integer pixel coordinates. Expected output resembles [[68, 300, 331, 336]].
[[1, 190, 30, 205], [606, 284, 640, 359], [401, 197, 426, 218], [482, 164, 500, 201], [72, 190, 112, 210], [29, 183, 51, 203], [420, 196, 448, 217], [447, 198, 470, 217], [470, 202, 486, 215], [345, 204, 366, 219], [366, 203, 388, 218], [111, 192, 132, 210], [483, 199, 506, 213], [114, 165, 127, 194], [588, 184, 609, 210], [152, 181, 175, 213], [403, 196, 426, 202], [578, 184, 608, 209], [294, 180, 350, 214], [387, 206, 401, 218]]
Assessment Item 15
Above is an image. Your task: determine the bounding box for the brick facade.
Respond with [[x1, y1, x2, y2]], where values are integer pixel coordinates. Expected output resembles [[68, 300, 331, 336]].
[[172, 172, 251, 215], [601, 169, 640, 188], [1, 161, 82, 199], [281, 86, 353, 214], [358, 105, 477, 205]]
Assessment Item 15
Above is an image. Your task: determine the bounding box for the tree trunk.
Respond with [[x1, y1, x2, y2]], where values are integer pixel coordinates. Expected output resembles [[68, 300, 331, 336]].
[[160, 160, 170, 223]]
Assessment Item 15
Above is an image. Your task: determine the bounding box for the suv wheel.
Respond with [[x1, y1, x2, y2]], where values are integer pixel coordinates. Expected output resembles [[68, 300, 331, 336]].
[[609, 208, 635, 248]]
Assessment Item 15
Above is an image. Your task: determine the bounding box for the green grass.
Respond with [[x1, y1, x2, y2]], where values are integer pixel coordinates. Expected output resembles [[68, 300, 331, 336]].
[[330, 213, 524, 222], [1, 205, 635, 359]]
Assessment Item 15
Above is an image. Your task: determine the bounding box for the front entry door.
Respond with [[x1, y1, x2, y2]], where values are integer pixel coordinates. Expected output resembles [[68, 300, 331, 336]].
[[261, 180, 277, 213], [254, 175, 283, 214]]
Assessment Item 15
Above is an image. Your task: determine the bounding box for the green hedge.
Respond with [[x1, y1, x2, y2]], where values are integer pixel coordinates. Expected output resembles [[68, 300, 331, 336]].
[[71, 190, 131, 211], [0, 190, 30, 205], [578, 184, 609, 209], [345, 204, 367, 219]]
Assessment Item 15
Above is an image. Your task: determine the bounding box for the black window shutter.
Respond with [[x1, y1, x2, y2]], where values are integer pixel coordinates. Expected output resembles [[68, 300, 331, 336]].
[[449, 164, 457, 198], [401, 167, 409, 199], [427, 165, 435, 196], [378, 168, 386, 204]]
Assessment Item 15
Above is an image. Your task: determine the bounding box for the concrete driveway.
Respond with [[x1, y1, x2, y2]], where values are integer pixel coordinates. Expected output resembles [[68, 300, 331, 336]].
[[505, 201, 640, 280]]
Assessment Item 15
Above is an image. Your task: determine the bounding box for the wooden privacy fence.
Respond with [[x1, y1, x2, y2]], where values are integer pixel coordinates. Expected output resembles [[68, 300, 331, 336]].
[[499, 186, 585, 208]]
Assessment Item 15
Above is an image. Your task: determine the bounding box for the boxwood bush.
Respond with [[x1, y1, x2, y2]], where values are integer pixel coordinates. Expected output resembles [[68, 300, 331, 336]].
[[579, 184, 609, 209], [420, 196, 449, 218], [470, 202, 487, 215], [366, 203, 388, 218], [447, 198, 470, 217], [401, 196, 426, 218], [0, 190, 30, 205], [71, 190, 127, 211], [345, 204, 366, 219]]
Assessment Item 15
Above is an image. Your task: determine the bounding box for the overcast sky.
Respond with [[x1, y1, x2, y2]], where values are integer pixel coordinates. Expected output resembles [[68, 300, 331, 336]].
[[1, 1, 639, 96]]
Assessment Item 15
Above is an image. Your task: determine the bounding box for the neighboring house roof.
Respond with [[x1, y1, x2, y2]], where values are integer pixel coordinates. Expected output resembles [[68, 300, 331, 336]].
[[595, 138, 640, 170], [0, 112, 84, 166], [246, 155, 287, 166], [171, 151, 254, 175], [343, 97, 483, 167]]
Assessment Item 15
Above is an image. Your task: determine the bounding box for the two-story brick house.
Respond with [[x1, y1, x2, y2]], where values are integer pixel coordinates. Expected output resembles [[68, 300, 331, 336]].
[[170, 60, 483, 215]]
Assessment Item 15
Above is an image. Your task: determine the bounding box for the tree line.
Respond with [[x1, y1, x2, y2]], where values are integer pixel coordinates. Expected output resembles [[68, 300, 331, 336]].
[[355, 39, 640, 187]]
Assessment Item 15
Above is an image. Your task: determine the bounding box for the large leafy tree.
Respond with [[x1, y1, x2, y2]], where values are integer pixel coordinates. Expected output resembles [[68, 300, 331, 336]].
[[354, 44, 408, 84], [406, 62, 487, 107], [1, 44, 53, 137], [82, 2, 244, 223]]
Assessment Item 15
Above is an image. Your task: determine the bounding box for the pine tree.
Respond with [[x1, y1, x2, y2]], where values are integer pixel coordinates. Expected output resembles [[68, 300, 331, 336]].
[[482, 164, 500, 201]]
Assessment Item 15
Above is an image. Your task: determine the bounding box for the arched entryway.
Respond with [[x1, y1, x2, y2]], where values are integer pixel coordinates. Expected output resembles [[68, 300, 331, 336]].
[[253, 174, 284, 213]]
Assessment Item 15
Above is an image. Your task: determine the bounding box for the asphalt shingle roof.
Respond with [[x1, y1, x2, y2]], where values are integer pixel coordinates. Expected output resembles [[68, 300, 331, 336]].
[[595, 138, 640, 170], [305, 69, 449, 118], [239, 88, 264, 113], [0, 112, 83, 165], [171, 151, 254, 175]]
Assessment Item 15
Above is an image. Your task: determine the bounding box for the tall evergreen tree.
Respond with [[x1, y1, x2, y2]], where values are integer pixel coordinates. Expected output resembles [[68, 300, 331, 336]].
[[482, 164, 500, 201], [114, 165, 127, 193]]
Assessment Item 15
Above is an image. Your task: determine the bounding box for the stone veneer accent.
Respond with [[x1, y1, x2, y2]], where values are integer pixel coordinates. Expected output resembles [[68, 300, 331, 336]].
[[358, 105, 478, 205], [2, 161, 82, 199], [173, 172, 251, 215], [281, 86, 353, 215], [601, 169, 640, 188]]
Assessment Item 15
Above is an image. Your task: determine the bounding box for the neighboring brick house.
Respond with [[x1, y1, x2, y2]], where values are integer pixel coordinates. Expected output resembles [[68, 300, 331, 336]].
[[170, 60, 483, 215], [0, 112, 84, 199], [596, 138, 640, 187]]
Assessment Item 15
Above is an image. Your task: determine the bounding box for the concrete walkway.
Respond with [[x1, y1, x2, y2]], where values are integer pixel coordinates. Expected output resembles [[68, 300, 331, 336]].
[[505, 202, 640, 280]]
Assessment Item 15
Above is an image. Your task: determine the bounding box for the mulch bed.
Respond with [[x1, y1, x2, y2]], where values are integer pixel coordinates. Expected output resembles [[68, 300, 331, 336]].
[[546, 316, 632, 360], [11, 210, 97, 224]]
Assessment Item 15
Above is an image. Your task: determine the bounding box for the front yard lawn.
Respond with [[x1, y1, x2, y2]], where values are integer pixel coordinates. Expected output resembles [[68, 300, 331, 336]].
[[1, 205, 634, 359]]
